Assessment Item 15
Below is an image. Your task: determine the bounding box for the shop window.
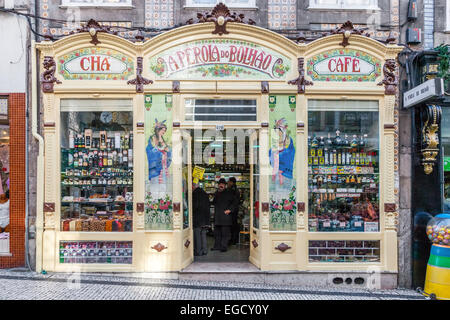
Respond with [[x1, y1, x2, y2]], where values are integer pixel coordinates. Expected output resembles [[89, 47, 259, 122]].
[[308, 240, 380, 262], [59, 241, 132, 264], [185, 99, 257, 122], [269, 95, 297, 231], [60, 99, 133, 232], [0, 97, 9, 253], [308, 100, 380, 232], [145, 95, 173, 230], [308, 0, 378, 9], [61, 0, 133, 7], [185, 0, 256, 8]]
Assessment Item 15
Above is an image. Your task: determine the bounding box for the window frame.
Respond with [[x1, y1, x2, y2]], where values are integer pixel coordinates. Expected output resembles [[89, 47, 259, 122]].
[[308, 0, 379, 10], [184, 0, 257, 9], [60, 0, 133, 8]]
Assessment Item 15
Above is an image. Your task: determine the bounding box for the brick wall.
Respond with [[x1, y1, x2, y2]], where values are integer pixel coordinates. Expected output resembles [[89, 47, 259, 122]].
[[0, 93, 26, 268]]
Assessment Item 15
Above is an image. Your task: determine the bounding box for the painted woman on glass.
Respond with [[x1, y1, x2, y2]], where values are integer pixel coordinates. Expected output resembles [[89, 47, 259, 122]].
[[269, 118, 295, 189], [147, 119, 172, 184]]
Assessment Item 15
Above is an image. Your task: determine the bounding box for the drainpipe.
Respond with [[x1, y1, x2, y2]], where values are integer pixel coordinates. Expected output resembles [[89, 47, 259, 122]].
[[31, 39, 44, 273]]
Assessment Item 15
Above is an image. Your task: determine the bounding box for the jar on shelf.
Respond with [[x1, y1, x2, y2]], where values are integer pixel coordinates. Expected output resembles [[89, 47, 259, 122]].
[[426, 214, 450, 246]]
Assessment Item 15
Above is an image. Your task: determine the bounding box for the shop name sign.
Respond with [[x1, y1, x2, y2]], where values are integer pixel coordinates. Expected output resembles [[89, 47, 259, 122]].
[[150, 39, 291, 80], [403, 78, 444, 108], [307, 49, 381, 82], [58, 48, 134, 80]]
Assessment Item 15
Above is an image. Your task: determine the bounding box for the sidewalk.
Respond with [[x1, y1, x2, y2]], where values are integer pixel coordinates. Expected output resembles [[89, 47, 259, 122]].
[[0, 268, 425, 300]]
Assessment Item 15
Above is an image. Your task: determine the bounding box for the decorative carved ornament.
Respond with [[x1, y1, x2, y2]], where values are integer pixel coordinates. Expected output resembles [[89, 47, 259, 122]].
[[297, 122, 305, 128], [184, 240, 191, 248], [136, 202, 145, 212], [43, 122, 56, 128], [421, 105, 442, 175], [330, 21, 367, 47], [288, 58, 313, 94], [297, 202, 305, 212], [151, 242, 168, 252], [261, 122, 269, 128], [43, 202, 55, 213], [252, 240, 258, 248], [172, 80, 180, 93], [186, 2, 255, 36], [261, 81, 269, 94], [275, 242, 291, 252], [173, 122, 181, 128], [136, 122, 145, 128], [41, 56, 61, 93], [70, 19, 118, 46], [377, 59, 398, 95], [261, 202, 269, 212], [127, 57, 153, 93], [384, 203, 396, 212], [173, 202, 181, 212]]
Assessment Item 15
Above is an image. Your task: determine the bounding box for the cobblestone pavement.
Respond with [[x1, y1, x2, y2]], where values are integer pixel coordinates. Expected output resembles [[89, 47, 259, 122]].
[[0, 268, 425, 300]]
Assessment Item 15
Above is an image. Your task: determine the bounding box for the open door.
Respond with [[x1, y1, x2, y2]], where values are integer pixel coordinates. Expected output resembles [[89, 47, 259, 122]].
[[181, 130, 193, 268], [249, 130, 261, 268]]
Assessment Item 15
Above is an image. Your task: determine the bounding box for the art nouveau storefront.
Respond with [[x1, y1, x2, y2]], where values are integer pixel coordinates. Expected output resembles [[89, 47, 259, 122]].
[[35, 17, 402, 279]]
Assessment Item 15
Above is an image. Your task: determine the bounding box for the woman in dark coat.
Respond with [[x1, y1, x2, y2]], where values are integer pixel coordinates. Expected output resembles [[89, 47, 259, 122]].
[[211, 178, 239, 252]]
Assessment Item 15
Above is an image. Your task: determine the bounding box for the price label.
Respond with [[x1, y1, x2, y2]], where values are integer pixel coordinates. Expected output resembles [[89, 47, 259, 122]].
[[323, 221, 331, 227]]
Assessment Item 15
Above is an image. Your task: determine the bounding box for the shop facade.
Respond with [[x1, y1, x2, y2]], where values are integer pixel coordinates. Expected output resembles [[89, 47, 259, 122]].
[[35, 11, 402, 283]]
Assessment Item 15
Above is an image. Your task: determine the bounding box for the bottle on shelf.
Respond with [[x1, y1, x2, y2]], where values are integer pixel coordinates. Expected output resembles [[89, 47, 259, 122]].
[[326, 133, 333, 146], [311, 135, 319, 148], [350, 135, 358, 148], [333, 129, 342, 146]]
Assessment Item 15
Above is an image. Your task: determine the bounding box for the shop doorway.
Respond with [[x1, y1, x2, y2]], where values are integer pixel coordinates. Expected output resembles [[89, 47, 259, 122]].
[[183, 128, 259, 264]]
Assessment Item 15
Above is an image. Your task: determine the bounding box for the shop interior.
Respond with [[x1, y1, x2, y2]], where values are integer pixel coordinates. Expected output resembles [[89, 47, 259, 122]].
[[188, 129, 257, 263]]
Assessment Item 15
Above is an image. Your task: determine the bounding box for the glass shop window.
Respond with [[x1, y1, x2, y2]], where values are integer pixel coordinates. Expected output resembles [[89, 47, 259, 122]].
[[60, 99, 133, 232], [308, 100, 380, 233], [0, 97, 9, 252], [185, 99, 257, 122]]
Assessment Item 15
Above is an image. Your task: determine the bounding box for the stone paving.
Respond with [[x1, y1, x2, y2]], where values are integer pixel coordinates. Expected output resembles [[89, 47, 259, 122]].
[[0, 268, 426, 300]]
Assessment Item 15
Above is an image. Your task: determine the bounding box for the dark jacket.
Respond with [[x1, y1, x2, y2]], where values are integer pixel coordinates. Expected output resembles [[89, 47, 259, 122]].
[[193, 187, 210, 228], [229, 186, 240, 220], [212, 189, 239, 226]]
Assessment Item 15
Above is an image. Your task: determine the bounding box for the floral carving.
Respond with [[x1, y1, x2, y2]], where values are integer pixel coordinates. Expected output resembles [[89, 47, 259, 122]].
[[421, 105, 441, 175], [288, 58, 313, 94], [41, 56, 61, 93], [252, 240, 258, 248], [275, 242, 291, 252], [330, 21, 368, 47], [377, 59, 398, 95], [186, 2, 255, 36], [127, 57, 153, 93]]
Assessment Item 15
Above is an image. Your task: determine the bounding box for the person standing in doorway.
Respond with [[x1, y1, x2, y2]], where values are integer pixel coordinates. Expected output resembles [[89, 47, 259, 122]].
[[228, 177, 240, 245], [192, 183, 210, 256], [212, 178, 238, 252]]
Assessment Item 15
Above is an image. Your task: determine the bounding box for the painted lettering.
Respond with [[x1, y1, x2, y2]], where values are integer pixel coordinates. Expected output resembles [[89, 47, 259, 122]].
[[80, 57, 90, 71], [352, 58, 360, 72]]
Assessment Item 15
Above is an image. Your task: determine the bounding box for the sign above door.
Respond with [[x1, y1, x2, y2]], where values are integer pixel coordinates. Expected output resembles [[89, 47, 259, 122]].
[[149, 39, 291, 81]]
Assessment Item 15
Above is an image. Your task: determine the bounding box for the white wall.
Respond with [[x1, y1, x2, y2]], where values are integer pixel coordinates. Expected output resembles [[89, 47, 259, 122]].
[[0, 12, 28, 93]]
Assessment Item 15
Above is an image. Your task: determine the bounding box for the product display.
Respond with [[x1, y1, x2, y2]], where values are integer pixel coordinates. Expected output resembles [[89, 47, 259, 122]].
[[60, 110, 133, 232], [308, 110, 380, 233], [426, 214, 450, 246], [59, 241, 133, 264]]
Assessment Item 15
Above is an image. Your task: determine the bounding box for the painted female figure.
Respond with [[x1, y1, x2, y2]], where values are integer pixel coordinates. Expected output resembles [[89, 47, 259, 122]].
[[146, 119, 172, 184], [269, 118, 295, 186]]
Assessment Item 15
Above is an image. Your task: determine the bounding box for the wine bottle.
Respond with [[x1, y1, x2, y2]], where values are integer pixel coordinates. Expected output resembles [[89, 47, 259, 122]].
[[334, 129, 342, 146], [350, 135, 358, 148], [311, 135, 319, 148], [343, 134, 349, 147], [326, 133, 333, 146]]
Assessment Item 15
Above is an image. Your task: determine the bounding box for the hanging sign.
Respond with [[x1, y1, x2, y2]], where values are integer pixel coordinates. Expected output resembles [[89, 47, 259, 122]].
[[403, 78, 444, 108], [149, 39, 291, 80], [307, 49, 381, 82], [58, 47, 134, 80]]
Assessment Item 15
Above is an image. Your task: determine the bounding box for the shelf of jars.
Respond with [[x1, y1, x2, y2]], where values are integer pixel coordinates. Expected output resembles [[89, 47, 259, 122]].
[[308, 131, 380, 233], [60, 131, 134, 232]]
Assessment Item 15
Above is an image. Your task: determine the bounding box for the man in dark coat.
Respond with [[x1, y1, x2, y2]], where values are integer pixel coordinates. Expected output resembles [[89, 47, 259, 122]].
[[211, 178, 238, 252], [228, 177, 241, 245], [193, 183, 210, 256]]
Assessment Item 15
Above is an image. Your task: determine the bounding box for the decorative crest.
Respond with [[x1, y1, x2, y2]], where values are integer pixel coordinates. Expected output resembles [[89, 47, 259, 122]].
[[275, 242, 291, 253], [127, 57, 153, 93], [151, 242, 168, 252], [70, 19, 118, 45], [288, 58, 313, 94], [186, 2, 255, 36], [330, 21, 367, 47], [377, 59, 398, 95]]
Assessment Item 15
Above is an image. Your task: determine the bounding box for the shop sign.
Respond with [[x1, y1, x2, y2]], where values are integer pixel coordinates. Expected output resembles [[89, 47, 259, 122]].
[[403, 78, 444, 108], [192, 166, 206, 184], [307, 49, 381, 82], [149, 39, 291, 80], [58, 47, 134, 80]]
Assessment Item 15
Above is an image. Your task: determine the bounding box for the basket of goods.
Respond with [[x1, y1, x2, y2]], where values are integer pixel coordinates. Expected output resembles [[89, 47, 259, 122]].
[[423, 214, 450, 300]]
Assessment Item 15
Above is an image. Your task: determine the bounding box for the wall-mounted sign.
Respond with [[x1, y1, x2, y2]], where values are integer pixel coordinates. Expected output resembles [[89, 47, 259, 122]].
[[307, 49, 381, 82], [58, 47, 134, 80], [403, 78, 444, 108], [149, 39, 291, 80]]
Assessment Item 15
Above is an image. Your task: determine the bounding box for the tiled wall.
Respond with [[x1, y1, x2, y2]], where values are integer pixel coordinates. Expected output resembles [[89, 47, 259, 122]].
[[0, 93, 26, 268], [145, 0, 174, 29], [268, 0, 296, 29]]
